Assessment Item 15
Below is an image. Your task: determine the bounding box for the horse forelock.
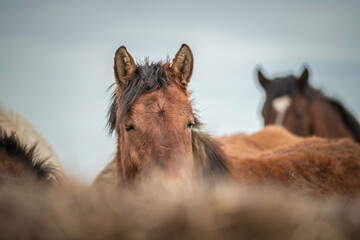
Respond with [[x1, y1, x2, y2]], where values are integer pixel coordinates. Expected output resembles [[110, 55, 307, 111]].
[[266, 76, 317, 103], [266, 76, 297, 100], [107, 60, 171, 134]]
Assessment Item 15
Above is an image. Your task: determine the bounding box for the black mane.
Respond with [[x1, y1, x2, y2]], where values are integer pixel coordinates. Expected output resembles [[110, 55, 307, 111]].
[[0, 128, 55, 183], [326, 98, 360, 142], [108, 60, 168, 134]]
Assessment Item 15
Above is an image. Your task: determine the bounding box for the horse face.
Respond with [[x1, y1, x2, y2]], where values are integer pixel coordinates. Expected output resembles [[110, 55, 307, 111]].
[[259, 68, 312, 136], [281, 93, 312, 136], [123, 83, 195, 183], [113, 45, 196, 185]]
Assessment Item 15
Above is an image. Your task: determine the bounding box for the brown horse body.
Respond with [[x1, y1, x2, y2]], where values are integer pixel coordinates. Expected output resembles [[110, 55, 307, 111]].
[[219, 126, 360, 196], [257, 68, 360, 142], [96, 45, 360, 196]]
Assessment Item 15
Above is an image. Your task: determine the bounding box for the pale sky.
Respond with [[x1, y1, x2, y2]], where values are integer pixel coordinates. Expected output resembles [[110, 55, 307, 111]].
[[1, 0, 359, 182]]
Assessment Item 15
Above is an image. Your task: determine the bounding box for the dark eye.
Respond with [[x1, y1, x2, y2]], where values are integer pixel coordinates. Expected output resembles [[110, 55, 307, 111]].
[[187, 122, 195, 129], [125, 125, 135, 132]]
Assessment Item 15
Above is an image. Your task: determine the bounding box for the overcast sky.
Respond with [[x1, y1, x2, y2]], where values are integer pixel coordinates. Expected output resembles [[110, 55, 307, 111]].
[[1, 0, 359, 182]]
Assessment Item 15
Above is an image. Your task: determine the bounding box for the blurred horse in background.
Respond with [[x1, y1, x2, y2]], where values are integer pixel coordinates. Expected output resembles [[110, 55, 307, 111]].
[[257, 67, 360, 142], [0, 105, 64, 184], [95, 45, 360, 197]]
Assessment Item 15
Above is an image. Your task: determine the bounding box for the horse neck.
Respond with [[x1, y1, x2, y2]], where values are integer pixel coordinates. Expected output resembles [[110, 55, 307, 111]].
[[309, 96, 354, 140]]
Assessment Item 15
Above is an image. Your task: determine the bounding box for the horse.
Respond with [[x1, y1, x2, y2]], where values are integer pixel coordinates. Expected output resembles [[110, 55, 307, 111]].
[[0, 105, 64, 184], [257, 67, 360, 142], [219, 126, 360, 196], [96, 44, 360, 196], [106, 44, 228, 186]]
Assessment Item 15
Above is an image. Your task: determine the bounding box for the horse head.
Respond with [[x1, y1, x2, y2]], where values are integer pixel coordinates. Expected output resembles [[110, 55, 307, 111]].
[[108, 44, 228, 186]]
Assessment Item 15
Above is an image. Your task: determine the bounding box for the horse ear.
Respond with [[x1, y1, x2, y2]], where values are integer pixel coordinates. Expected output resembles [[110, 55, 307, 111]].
[[171, 44, 194, 88], [258, 69, 269, 89], [298, 68, 309, 91], [114, 46, 136, 88]]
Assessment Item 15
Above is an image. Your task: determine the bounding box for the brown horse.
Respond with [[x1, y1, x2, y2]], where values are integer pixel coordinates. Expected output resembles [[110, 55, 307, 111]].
[[0, 105, 64, 184], [257, 67, 360, 142], [107, 44, 228, 186], [99, 45, 360, 196]]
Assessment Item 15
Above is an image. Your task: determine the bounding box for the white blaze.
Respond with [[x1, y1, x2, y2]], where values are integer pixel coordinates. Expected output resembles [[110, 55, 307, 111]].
[[272, 95, 292, 125]]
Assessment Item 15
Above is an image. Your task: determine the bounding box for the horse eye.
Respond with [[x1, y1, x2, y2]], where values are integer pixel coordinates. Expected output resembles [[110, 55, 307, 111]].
[[187, 122, 194, 129], [125, 125, 135, 132]]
